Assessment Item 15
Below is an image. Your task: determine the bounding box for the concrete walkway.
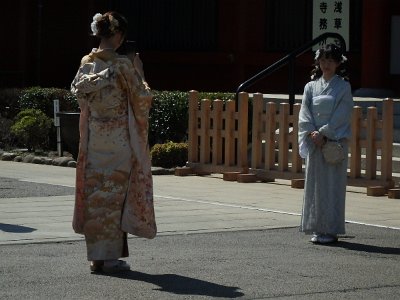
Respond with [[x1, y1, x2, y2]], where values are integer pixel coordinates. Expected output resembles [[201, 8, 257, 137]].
[[1, 160, 399, 245]]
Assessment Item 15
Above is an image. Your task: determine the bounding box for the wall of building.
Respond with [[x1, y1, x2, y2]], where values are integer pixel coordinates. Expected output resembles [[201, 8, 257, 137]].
[[1, 0, 399, 96]]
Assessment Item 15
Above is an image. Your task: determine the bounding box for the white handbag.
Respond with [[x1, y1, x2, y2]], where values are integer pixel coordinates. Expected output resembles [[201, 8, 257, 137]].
[[322, 140, 345, 164]]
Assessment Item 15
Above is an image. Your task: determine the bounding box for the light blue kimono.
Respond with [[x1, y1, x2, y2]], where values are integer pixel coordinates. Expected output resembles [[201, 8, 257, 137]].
[[298, 75, 353, 235]]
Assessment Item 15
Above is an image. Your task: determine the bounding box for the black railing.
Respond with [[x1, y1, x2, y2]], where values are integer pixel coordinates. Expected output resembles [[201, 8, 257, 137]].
[[235, 32, 346, 108]]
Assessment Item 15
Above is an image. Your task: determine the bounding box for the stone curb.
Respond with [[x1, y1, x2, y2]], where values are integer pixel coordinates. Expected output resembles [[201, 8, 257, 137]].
[[0, 151, 175, 175]]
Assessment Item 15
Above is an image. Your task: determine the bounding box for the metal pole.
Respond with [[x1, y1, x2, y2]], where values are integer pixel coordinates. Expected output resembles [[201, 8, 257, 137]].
[[53, 99, 62, 157]]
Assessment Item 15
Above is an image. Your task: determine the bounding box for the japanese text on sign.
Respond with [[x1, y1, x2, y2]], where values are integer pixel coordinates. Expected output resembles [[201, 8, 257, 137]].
[[312, 0, 349, 50]]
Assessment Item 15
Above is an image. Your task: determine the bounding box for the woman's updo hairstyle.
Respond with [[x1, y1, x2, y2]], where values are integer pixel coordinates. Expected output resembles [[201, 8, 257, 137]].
[[310, 43, 349, 81], [90, 11, 128, 39]]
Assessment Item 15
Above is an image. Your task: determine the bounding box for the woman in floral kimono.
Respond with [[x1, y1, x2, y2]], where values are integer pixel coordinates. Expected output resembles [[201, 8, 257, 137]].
[[71, 12, 156, 273], [298, 44, 353, 244]]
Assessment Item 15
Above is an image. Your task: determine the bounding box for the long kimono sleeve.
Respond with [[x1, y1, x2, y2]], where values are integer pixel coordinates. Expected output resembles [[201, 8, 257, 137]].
[[117, 58, 157, 239], [123, 63, 152, 123], [318, 81, 353, 140], [298, 83, 317, 158], [117, 60, 153, 142]]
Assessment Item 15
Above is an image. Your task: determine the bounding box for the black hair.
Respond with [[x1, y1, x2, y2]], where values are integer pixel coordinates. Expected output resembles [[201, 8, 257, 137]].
[[311, 43, 349, 81], [93, 11, 128, 39]]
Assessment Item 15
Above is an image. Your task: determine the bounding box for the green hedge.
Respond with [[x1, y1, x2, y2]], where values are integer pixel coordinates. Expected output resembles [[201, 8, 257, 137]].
[[0, 87, 235, 150], [0, 87, 78, 120], [149, 91, 188, 145], [150, 141, 188, 168], [18, 86, 79, 117], [146, 90, 235, 146], [11, 109, 53, 152]]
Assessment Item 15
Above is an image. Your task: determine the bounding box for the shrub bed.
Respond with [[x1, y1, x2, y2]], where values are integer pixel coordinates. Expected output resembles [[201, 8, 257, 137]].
[[11, 108, 53, 152], [0, 87, 235, 152], [150, 141, 188, 169]]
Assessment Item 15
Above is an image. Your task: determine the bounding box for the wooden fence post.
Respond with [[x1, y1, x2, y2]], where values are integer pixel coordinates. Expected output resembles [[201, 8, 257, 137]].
[[366, 107, 378, 179], [381, 98, 393, 182], [200, 99, 211, 164], [238, 92, 248, 169], [350, 106, 362, 178], [212, 100, 223, 165], [225, 100, 236, 166], [278, 103, 289, 171], [188, 90, 198, 163], [265, 102, 276, 170], [252, 93, 263, 169]]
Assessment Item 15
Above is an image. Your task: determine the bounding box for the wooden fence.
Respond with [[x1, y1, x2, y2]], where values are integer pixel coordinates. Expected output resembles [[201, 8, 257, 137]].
[[184, 90, 395, 189], [187, 91, 248, 174]]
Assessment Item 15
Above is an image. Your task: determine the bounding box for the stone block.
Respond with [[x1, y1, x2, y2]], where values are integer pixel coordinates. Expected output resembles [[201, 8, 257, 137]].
[[237, 173, 257, 183], [388, 189, 400, 199], [366, 186, 386, 197], [1, 153, 17, 161], [52, 157, 74, 167], [291, 179, 305, 189], [223, 172, 240, 181], [174, 167, 193, 176]]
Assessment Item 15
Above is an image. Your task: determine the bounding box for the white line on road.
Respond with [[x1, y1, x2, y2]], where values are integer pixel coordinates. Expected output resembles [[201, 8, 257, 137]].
[[155, 195, 301, 216], [155, 195, 400, 231]]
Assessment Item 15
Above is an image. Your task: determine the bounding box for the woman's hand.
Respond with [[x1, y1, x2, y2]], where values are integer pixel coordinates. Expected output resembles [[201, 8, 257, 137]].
[[310, 131, 325, 147]]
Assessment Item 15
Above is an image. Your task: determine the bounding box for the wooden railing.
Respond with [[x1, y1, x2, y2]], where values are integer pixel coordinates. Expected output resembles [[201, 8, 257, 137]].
[[349, 102, 393, 186], [184, 90, 395, 188], [250, 93, 303, 181], [187, 91, 248, 174]]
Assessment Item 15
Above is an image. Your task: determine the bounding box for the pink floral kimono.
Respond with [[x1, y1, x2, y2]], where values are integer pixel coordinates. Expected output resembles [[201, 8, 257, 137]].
[[71, 49, 156, 261]]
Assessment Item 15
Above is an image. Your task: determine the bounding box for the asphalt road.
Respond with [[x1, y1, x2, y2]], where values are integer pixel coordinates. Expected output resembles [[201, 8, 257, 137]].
[[1, 224, 399, 299], [0, 177, 74, 198], [0, 161, 399, 299]]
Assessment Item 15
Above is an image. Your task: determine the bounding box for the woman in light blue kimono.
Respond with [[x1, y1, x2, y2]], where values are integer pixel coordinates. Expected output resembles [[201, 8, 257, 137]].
[[298, 44, 353, 244]]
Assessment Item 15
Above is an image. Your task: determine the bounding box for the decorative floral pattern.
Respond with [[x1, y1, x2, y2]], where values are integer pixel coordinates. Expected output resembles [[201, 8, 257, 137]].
[[71, 49, 156, 260]]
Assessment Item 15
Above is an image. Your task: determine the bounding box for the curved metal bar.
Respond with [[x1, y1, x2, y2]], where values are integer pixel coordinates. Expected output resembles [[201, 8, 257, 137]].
[[235, 33, 346, 99]]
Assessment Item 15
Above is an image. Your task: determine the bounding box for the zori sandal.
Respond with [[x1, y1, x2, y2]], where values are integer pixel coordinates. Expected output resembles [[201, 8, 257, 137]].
[[101, 260, 130, 273], [90, 260, 104, 272]]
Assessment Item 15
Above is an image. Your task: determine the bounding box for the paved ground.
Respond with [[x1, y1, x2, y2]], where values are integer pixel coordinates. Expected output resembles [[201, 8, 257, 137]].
[[0, 161, 399, 299]]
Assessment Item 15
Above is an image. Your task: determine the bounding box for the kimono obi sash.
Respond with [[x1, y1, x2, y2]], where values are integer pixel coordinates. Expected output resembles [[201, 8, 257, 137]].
[[311, 95, 335, 127]]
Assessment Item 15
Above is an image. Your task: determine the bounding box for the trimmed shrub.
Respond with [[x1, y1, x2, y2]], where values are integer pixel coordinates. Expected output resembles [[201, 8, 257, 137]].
[[18, 86, 78, 117], [150, 141, 188, 168], [197, 91, 235, 102], [11, 109, 53, 152], [149, 91, 189, 146], [149, 90, 234, 146], [1, 87, 234, 152], [17, 87, 78, 151]]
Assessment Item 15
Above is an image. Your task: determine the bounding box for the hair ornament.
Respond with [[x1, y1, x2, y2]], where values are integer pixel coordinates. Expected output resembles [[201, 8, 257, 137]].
[[341, 55, 347, 63], [91, 13, 102, 36], [310, 65, 319, 80]]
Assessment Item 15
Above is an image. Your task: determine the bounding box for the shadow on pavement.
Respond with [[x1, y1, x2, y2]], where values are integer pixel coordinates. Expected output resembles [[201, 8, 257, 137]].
[[97, 271, 244, 298], [330, 241, 400, 255], [0, 223, 37, 233]]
